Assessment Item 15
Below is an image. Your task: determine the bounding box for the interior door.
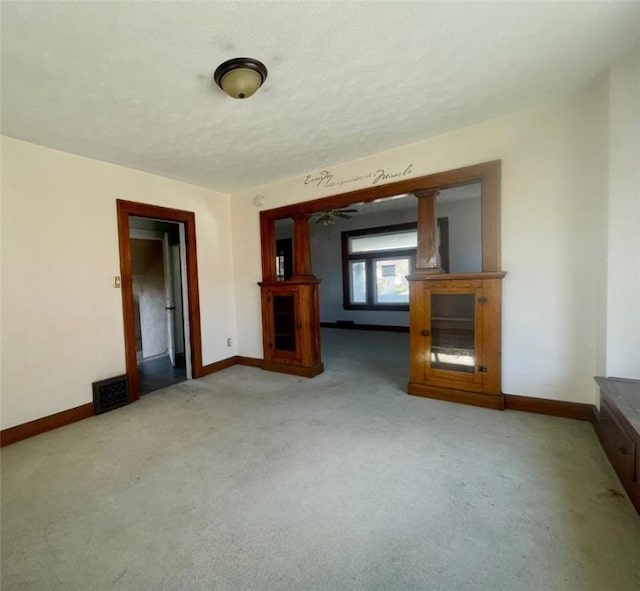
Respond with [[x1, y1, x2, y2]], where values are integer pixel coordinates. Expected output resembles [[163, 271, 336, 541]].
[[171, 242, 185, 364], [162, 232, 176, 366], [178, 223, 192, 380]]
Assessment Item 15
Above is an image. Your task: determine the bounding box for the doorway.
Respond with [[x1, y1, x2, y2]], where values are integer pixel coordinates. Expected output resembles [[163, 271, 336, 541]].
[[258, 160, 500, 380], [129, 217, 189, 394], [117, 200, 204, 401], [308, 186, 480, 386]]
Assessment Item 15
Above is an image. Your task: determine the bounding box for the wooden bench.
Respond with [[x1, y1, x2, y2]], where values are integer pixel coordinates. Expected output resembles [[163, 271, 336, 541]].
[[593, 377, 640, 514]]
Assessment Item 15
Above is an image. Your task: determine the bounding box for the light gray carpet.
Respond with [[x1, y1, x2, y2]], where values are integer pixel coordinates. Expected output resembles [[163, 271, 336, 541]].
[[2, 329, 639, 590]]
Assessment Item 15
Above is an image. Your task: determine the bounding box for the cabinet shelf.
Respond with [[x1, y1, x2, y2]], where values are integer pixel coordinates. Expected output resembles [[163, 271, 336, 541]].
[[432, 316, 474, 322]]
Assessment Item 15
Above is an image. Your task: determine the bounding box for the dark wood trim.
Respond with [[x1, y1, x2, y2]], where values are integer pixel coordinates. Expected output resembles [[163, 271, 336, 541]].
[[481, 163, 501, 272], [262, 359, 324, 378], [291, 213, 315, 280], [414, 189, 441, 271], [200, 356, 266, 374], [592, 377, 640, 514], [1, 403, 95, 447], [200, 355, 267, 375], [258, 278, 322, 287], [343, 303, 412, 312], [263, 162, 498, 220], [437, 217, 450, 273], [259, 161, 500, 387], [260, 212, 277, 283], [594, 376, 640, 432], [343, 221, 418, 239], [200, 356, 237, 376], [320, 322, 409, 333], [261, 160, 500, 273], [116, 200, 203, 401], [504, 394, 594, 421], [408, 382, 505, 410], [236, 356, 264, 368], [1, 356, 271, 446]]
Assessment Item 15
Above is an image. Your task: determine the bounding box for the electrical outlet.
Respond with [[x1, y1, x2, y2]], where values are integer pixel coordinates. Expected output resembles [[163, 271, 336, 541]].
[[227, 338, 232, 347]]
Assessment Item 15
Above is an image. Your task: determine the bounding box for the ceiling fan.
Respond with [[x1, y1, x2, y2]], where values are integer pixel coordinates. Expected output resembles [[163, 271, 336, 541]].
[[312, 208, 358, 226]]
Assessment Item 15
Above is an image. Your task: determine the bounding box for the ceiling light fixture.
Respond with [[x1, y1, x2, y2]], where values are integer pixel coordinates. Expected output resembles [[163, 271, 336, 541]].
[[213, 57, 268, 99]]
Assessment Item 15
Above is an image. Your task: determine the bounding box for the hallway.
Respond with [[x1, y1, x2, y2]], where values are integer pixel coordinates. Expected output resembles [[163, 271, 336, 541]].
[[138, 354, 186, 395]]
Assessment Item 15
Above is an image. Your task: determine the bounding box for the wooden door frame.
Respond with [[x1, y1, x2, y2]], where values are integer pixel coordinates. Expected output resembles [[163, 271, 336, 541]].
[[259, 160, 501, 280], [116, 199, 203, 401], [258, 160, 501, 379]]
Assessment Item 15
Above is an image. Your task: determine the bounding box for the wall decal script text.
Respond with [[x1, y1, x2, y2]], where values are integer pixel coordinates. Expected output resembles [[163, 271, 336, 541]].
[[303, 164, 414, 190]]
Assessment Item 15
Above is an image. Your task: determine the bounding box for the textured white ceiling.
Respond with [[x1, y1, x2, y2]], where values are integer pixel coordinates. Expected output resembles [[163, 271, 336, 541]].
[[2, 2, 639, 193]]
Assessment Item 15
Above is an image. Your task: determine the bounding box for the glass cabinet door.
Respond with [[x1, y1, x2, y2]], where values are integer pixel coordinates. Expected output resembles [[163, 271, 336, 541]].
[[273, 294, 297, 352], [430, 293, 476, 374]]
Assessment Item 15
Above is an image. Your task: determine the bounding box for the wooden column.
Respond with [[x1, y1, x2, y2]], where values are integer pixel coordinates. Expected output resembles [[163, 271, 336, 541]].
[[414, 189, 442, 275], [260, 214, 276, 282], [292, 213, 315, 280]]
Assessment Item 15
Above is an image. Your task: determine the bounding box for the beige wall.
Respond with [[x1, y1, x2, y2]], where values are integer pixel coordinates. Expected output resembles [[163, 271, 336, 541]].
[[606, 50, 640, 379], [1, 137, 236, 429], [231, 75, 610, 405]]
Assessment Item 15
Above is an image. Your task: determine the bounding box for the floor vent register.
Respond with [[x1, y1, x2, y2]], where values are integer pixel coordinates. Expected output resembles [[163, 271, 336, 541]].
[[92, 375, 130, 415]]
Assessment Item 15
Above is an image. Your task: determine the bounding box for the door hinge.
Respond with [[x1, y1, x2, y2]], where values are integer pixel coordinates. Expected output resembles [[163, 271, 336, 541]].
[[478, 365, 488, 373], [477, 296, 488, 304]]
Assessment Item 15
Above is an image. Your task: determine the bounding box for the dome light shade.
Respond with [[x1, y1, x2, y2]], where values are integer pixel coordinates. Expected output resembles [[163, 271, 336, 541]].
[[214, 57, 268, 99]]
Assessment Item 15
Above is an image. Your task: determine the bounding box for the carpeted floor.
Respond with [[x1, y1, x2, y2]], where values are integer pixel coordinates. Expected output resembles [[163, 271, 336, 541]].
[[1, 329, 639, 590]]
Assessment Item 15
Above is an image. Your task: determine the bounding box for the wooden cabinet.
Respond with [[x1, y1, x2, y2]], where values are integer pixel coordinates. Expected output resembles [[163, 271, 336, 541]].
[[259, 280, 323, 377], [593, 377, 640, 514], [408, 272, 506, 409]]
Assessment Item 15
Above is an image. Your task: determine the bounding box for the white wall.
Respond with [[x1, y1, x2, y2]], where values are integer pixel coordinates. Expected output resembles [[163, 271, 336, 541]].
[[231, 75, 610, 404], [606, 50, 640, 378], [436, 196, 482, 274], [1, 136, 236, 429]]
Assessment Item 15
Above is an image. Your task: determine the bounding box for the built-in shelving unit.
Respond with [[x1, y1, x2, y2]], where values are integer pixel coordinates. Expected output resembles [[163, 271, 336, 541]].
[[408, 272, 506, 409], [259, 280, 323, 378]]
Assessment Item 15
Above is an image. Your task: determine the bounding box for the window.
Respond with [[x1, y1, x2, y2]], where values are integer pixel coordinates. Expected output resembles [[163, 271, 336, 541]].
[[342, 223, 417, 311]]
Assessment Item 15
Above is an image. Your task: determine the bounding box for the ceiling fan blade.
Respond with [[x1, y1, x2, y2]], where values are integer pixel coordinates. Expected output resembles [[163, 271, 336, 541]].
[[337, 209, 358, 213], [334, 213, 353, 219]]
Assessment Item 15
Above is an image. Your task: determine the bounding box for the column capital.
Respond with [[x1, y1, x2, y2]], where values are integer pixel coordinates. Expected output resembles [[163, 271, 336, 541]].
[[291, 211, 312, 221], [413, 188, 440, 200]]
